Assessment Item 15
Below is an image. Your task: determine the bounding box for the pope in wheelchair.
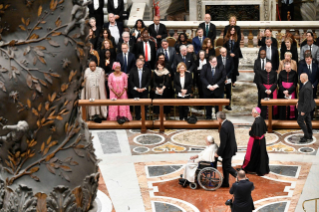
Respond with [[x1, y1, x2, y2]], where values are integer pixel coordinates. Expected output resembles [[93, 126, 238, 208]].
[[179, 136, 223, 190]]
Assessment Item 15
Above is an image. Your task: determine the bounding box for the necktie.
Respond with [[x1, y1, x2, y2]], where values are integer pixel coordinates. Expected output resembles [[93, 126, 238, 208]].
[[309, 45, 312, 53], [200, 37, 202, 45], [212, 68, 215, 77], [308, 65, 311, 73], [164, 49, 169, 61], [156, 25, 159, 33], [123, 53, 127, 73], [139, 69, 142, 88], [144, 42, 148, 61], [206, 24, 209, 37], [222, 57, 226, 66], [183, 56, 186, 63], [262, 59, 264, 70]]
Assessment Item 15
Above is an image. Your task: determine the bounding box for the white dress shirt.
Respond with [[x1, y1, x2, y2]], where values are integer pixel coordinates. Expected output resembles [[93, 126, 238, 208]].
[[178, 76, 189, 97], [198, 59, 207, 70], [109, 22, 120, 44], [113, 0, 119, 9], [93, 0, 99, 10], [143, 41, 152, 61], [266, 46, 272, 60]]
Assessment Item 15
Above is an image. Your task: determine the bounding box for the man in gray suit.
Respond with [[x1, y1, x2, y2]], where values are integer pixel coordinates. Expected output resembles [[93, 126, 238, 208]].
[[297, 73, 316, 143], [156, 39, 176, 73], [300, 37, 319, 63]]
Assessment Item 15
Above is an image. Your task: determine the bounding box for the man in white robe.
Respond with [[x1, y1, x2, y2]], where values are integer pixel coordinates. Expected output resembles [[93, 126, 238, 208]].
[[183, 136, 218, 183]]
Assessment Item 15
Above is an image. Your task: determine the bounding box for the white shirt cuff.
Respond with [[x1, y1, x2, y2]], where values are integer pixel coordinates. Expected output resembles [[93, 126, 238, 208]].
[[134, 87, 137, 90], [207, 85, 212, 89], [213, 84, 219, 88]]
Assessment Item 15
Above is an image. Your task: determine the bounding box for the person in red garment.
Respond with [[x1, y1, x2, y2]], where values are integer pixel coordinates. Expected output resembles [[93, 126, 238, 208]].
[[242, 107, 270, 176]]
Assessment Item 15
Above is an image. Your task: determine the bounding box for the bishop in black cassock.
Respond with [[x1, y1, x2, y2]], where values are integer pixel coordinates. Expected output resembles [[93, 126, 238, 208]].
[[278, 63, 298, 120], [242, 107, 269, 176], [256, 62, 278, 119]]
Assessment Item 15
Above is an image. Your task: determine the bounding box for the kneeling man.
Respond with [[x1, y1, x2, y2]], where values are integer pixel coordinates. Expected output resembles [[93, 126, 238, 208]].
[[182, 136, 218, 183]]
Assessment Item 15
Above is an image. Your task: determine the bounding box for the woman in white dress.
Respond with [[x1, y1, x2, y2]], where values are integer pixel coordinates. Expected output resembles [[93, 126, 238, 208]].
[[81, 60, 108, 122]]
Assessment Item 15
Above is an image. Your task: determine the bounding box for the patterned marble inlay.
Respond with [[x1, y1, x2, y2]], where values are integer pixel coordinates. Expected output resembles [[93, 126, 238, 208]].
[[266, 142, 295, 152], [269, 165, 299, 177], [257, 202, 287, 212], [285, 134, 317, 146], [97, 131, 121, 154], [134, 134, 165, 145], [147, 165, 183, 177], [171, 129, 278, 147], [153, 202, 184, 212], [298, 147, 315, 154], [152, 142, 186, 152], [133, 146, 150, 154]]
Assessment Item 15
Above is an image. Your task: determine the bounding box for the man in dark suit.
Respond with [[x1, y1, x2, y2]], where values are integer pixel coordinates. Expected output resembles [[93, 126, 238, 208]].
[[156, 39, 176, 73], [116, 43, 136, 74], [107, 0, 125, 21], [148, 16, 168, 46], [117, 32, 135, 53], [216, 112, 237, 187], [88, 0, 104, 28], [192, 28, 206, 55], [259, 38, 279, 72], [198, 14, 216, 47], [200, 56, 226, 119], [301, 31, 315, 49], [135, 29, 156, 69], [129, 59, 151, 120], [230, 170, 255, 212], [217, 47, 234, 110], [173, 45, 195, 73], [297, 73, 316, 143], [298, 53, 318, 99], [300, 37, 319, 63], [254, 50, 271, 107], [258, 28, 278, 48]]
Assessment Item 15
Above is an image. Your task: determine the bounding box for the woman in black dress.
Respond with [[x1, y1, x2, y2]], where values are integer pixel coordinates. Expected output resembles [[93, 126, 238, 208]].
[[88, 28, 97, 50], [278, 63, 298, 120], [96, 28, 116, 51], [224, 26, 242, 86], [280, 37, 298, 63], [100, 49, 114, 97], [174, 62, 192, 120], [202, 38, 215, 60], [89, 17, 101, 49], [153, 60, 170, 119], [99, 40, 116, 61], [175, 33, 191, 54], [131, 19, 146, 39]]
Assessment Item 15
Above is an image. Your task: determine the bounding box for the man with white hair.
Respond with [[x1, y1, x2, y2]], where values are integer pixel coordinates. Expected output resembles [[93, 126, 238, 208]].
[[198, 13, 216, 47], [297, 73, 316, 142], [242, 107, 269, 176], [215, 111, 237, 187], [103, 13, 123, 45], [117, 32, 135, 53], [173, 45, 195, 73], [180, 135, 218, 184]]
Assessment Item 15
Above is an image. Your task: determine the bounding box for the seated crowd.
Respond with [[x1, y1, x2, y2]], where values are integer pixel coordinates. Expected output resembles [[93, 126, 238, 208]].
[[83, 13, 319, 122]]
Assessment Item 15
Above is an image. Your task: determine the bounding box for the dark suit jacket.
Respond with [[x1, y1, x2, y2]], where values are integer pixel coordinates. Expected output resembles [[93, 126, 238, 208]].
[[298, 61, 319, 98], [135, 41, 156, 68], [258, 37, 278, 48], [298, 81, 316, 113], [107, 0, 124, 20], [199, 22, 216, 45], [253, 58, 271, 83], [192, 36, 206, 55], [174, 72, 193, 96], [117, 40, 135, 54], [156, 47, 176, 70], [129, 67, 151, 97], [200, 63, 226, 97], [218, 120, 237, 159], [103, 22, 124, 38], [223, 25, 243, 58], [217, 55, 234, 78], [230, 180, 255, 212], [259, 46, 279, 71], [148, 23, 168, 44], [116, 52, 136, 74], [223, 39, 242, 58], [88, 0, 104, 27], [174, 53, 196, 73]]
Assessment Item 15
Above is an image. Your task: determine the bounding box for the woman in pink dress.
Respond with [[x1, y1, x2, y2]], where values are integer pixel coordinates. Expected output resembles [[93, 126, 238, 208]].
[[107, 62, 132, 121]]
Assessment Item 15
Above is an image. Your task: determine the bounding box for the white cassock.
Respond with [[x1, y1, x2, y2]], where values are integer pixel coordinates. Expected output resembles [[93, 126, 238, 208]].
[[183, 144, 218, 183]]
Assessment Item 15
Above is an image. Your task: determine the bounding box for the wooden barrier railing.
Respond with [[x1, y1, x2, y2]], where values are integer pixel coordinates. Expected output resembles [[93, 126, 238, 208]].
[[79, 99, 229, 133], [80, 99, 152, 133], [153, 99, 230, 132], [261, 99, 319, 133]]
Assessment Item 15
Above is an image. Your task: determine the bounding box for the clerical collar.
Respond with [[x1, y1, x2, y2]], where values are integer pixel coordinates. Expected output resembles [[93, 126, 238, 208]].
[[222, 119, 227, 125]]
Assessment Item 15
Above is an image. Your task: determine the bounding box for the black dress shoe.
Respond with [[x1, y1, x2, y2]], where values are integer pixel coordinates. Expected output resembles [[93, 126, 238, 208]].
[[221, 184, 230, 188], [299, 137, 307, 143], [225, 106, 232, 111]]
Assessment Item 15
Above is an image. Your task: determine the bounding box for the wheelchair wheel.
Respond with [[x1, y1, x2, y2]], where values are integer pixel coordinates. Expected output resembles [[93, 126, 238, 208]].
[[197, 167, 223, 191], [189, 182, 198, 189]]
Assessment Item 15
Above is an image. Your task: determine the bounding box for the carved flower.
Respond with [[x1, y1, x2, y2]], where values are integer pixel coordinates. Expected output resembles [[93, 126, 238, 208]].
[[62, 58, 71, 69]]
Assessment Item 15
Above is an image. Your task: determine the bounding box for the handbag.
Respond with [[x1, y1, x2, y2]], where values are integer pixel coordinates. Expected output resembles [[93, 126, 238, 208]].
[[116, 116, 126, 125], [225, 196, 234, 208]]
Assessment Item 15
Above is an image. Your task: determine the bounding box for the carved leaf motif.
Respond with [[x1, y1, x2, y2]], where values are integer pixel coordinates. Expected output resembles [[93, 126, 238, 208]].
[[48, 40, 60, 47], [27, 99, 31, 108], [35, 193, 47, 212], [50, 0, 58, 11], [46, 164, 55, 174], [6, 185, 37, 212], [44, 73, 53, 84], [38, 56, 46, 64], [19, 25, 26, 31], [35, 83, 42, 93], [38, 6, 42, 17], [24, 46, 31, 56], [29, 34, 39, 40], [46, 186, 77, 212], [61, 172, 70, 182], [21, 17, 26, 25], [52, 32, 62, 37], [55, 18, 62, 27], [0, 81, 6, 92]]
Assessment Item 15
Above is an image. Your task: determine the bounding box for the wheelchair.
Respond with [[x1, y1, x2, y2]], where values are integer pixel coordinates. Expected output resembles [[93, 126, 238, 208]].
[[181, 160, 223, 191]]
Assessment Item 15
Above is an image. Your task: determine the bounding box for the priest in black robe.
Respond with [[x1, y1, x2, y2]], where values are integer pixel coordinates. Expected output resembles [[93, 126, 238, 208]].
[[257, 62, 278, 119], [278, 62, 298, 120], [242, 107, 269, 176]]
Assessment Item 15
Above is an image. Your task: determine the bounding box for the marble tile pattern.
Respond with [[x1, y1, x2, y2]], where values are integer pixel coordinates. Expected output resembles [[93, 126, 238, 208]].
[[270, 165, 298, 177], [257, 202, 287, 212], [97, 131, 121, 154], [154, 202, 183, 212], [134, 160, 311, 212], [148, 165, 183, 177]]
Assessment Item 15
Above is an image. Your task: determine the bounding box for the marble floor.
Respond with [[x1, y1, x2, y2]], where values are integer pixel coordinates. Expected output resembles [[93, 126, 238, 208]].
[[93, 128, 319, 212]]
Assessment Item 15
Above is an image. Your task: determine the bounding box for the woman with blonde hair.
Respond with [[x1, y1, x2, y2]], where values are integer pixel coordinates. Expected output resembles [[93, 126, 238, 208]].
[[174, 62, 193, 120], [278, 52, 297, 73], [280, 37, 298, 63], [99, 39, 116, 61], [223, 16, 242, 57], [202, 38, 215, 59]]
